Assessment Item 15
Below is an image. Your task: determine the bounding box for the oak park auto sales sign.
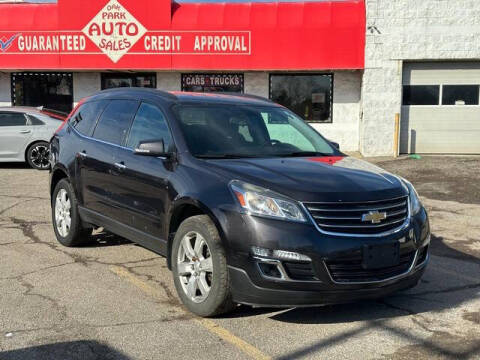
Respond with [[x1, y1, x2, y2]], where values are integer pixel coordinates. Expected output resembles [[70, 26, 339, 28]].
[[3, 0, 250, 63]]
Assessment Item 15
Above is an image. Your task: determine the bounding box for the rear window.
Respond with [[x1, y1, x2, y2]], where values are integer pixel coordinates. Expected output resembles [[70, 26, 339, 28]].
[[92, 100, 138, 146], [28, 115, 45, 125], [71, 100, 108, 136], [0, 112, 27, 126]]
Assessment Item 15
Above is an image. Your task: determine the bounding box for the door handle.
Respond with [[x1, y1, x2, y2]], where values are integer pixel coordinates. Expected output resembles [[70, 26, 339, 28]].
[[20, 130, 31, 134], [78, 151, 87, 158], [114, 162, 126, 170]]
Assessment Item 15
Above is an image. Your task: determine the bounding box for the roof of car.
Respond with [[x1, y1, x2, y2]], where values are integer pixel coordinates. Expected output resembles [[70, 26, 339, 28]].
[[0, 106, 67, 121], [88, 87, 277, 106]]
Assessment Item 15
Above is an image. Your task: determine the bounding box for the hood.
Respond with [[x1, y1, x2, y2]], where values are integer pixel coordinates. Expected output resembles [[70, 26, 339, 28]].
[[202, 156, 407, 202]]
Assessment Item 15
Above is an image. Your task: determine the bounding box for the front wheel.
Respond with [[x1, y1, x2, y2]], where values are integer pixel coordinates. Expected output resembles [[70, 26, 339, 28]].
[[172, 215, 235, 317], [26, 141, 50, 170], [52, 179, 91, 247]]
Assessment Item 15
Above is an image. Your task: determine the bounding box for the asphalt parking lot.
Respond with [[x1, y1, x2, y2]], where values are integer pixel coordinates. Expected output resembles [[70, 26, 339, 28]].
[[0, 156, 479, 360]]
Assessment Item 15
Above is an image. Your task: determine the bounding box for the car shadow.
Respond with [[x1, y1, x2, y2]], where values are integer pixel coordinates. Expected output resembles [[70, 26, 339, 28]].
[[0, 340, 131, 360], [79, 230, 132, 248], [227, 232, 480, 325]]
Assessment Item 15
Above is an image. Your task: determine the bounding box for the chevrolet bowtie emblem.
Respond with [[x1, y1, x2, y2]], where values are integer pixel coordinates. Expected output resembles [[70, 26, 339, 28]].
[[361, 211, 387, 224]]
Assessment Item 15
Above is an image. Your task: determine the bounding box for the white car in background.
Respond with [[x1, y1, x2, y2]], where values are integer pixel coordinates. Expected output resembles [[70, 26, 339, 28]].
[[0, 107, 65, 170]]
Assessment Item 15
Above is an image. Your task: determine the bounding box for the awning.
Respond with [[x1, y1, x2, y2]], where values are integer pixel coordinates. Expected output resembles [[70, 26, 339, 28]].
[[0, 0, 365, 70]]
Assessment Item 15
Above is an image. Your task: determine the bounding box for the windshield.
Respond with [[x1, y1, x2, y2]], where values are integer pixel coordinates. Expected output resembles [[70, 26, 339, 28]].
[[174, 104, 336, 159]]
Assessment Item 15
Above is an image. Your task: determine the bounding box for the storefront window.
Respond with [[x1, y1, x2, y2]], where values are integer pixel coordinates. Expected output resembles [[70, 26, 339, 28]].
[[269, 74, 333, 123], [181, 74, 244, 93], [101, 73, 156, 90], [11, 73, 73, 113]]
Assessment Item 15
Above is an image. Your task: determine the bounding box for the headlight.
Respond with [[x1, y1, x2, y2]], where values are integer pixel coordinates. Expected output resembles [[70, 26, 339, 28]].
[[401, 178, 422, 215], [229, 180, 307, 222]]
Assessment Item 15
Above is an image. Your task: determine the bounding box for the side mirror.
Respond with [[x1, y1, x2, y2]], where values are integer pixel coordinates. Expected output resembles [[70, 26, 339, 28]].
[[134, 140, 171, 158], [329, 141, 340, 150]]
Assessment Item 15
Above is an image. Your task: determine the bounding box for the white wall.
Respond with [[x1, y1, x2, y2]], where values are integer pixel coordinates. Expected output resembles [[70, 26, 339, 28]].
[[312, 71, 362, 152], [362, 0, 480, 156], [0, 72, 11, 106], [73, 72, 101, 105]]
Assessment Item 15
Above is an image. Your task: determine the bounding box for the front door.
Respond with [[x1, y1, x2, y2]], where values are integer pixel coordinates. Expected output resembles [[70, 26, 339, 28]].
[[109, 102, 175, 247], [0, 112, 33, 161]]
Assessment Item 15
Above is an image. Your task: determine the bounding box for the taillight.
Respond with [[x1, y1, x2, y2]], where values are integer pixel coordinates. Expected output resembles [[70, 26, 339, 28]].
[[56, 99, 85, 134]]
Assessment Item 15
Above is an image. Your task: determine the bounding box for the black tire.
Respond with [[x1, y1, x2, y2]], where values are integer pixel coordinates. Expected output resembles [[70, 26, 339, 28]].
[[51, 179, 91, 247], [171, 215, 235, 317], [26, 141, 51, 170]]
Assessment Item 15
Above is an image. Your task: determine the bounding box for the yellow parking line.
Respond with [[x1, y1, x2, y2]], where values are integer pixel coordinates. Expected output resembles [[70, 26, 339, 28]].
[[109, 265, 271, 360]]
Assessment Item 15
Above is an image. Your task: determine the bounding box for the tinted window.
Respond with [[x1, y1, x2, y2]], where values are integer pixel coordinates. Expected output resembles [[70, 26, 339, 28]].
[[71, 100, 108, 135], [442, 85, 479, 105], [270, 74, 333, 123], [403, 85, 439, 105], [28, 115, 45, 125], [0, 112, 27, 126], [126, 103, 173, 150], [101, 73, 156, 89], [92, 100, 138, 145]]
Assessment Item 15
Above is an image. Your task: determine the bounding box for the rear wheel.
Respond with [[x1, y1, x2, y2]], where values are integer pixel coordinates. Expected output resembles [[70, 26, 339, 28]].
[[26, 141, 50, 170], [172, 215, 235, 317], [52, 179, 91, 247]]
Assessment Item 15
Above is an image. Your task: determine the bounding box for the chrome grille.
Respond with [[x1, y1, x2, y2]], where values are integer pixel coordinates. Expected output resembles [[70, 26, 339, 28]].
[[304, 196, 409, 235]]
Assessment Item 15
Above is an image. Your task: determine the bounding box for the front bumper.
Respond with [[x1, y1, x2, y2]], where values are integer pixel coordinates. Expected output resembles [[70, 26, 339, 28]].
[[220, 206, 430, 307], [229, 263, 426, 307]]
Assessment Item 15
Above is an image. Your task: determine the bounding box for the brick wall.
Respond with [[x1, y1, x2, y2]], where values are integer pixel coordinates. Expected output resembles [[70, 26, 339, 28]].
[[361, 0, 480, 156]]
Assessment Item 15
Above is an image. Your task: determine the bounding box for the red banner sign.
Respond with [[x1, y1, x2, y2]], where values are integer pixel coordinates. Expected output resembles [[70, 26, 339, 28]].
[[0, 0, 365, 70]]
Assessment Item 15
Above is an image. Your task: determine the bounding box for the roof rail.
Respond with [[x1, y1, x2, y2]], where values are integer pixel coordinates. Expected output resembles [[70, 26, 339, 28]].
[[220, 92, 273, 103], [98, 87, 178, 101]]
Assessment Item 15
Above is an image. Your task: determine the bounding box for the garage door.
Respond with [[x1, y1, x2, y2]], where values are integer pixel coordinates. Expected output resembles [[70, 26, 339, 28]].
[[401, 62, 480, 154]]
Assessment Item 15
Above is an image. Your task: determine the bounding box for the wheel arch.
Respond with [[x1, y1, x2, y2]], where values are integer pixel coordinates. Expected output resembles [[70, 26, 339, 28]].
[[50, 165, 70, 198], [166, 197, 226, 270]]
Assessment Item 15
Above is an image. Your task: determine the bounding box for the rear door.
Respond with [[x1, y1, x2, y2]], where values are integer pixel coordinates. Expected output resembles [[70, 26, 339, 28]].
[[0, 112, 33, 161], [81, 99, 139, 219], [109, 102, 175, 245]]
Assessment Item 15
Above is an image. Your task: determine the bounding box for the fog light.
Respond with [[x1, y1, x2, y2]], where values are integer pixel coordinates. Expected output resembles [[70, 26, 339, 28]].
[[258, 263, 282, 278], [251, 246, 311, 262], [272, 250, 311, 262]]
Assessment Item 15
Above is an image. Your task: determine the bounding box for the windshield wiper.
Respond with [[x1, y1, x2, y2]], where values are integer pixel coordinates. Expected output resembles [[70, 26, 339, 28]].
[[277, 151, 334, 158], [195, 154, 260, 159]]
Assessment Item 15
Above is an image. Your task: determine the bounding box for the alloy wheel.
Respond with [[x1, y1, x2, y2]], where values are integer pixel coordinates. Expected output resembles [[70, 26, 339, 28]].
[[177, 231, 213, 303], [55, 189, 71, 237], [30, 144, 50, 169]]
